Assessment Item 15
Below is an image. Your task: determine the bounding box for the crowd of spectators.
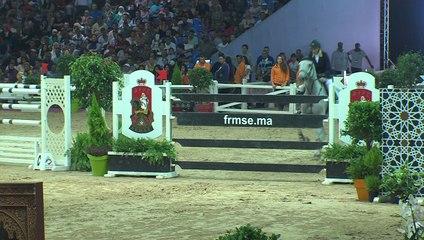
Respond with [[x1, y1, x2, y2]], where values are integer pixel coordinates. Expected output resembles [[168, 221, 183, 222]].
[[0, 0, 291, 83]]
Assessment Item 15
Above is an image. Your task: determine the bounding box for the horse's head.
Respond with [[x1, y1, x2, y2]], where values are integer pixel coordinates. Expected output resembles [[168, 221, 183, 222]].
[[298, 58, 317, 83]]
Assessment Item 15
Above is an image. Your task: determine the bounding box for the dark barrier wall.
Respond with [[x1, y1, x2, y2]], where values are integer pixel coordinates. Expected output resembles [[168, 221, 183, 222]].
[[390, 0, 424, 63]]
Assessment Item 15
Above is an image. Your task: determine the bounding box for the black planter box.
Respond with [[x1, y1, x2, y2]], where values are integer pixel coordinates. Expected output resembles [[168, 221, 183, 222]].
[[106, 152, 177, 178], [325, 161, 350, 179]]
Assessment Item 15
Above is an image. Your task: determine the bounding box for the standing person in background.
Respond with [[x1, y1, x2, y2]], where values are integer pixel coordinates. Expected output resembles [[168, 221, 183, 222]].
[[271, 55, 290, 110], [348, 42, 374, 73], [241, 44, 254, 75], [225, 56, 236, 84], [215, 53, 230, 93], [331, 42, 349, 75], [234, 55, 246, 85], [233, 55, 251, 94], [287, 53, 299, 84], [295, 49, 303, 62], [255, 47, 274, 82]]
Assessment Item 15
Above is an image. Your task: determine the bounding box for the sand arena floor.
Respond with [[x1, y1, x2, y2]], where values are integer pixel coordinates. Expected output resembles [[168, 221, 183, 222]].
[[0, 110, 402, 239]]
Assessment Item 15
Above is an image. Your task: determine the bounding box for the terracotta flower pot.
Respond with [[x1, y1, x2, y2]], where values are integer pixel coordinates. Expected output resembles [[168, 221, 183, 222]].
[[354, 179, 369, 201]]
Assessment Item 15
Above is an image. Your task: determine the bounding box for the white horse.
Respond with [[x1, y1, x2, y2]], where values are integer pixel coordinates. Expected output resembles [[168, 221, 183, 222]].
[[297, 58, 328, 146]]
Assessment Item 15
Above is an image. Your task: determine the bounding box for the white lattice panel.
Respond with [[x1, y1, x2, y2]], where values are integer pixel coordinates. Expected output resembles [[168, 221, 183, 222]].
[[381, 89, 424, 196], [41, 77, 72, 168]]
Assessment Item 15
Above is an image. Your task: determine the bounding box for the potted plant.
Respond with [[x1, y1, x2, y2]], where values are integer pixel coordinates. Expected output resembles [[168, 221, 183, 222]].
[[107, 134, 177, 177], [70, 132, 91, 171], [70, 52, 122, 110], [85, 95, 113, 176], [345, 156, 370, 201], [380, 163, 422, 203], [363, 146, 383, 201], [365, 175, 381, 202], [345, 145, 383, 201], [342, 101, 382, 151], [342, 100, 383, 201], [322, 143, 367, 180], [187, 67, 214, 112]]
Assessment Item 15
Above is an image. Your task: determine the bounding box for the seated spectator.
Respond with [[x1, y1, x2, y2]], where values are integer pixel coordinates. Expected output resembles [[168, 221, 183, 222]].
[[180, 63, 190, 85], [90, 3, 104, 22], [240, 12, 256, 30], [210, 0, 224, 29], [4, 60, 19, 83], [16, 61, 32, 83], [143, 52, 159, 72], [49, 29, 63, 44], [198, 33, 217, 58], [176, 44, 193, 66], [92, 16, 108, 35], [97, 27, 110, 52], [216, 36, 229, 53], [248, 0, 262, 19], [164, 36, 177, 52], [46, 63, 61, 78], [167, 47, 177, 63]]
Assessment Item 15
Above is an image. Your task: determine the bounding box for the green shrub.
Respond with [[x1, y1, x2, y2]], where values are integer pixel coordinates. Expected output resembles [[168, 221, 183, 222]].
[[377, 51, 424, 88], [396, 51, 424, 88], [380, 164, 423, 201], [24, 75, 41, 85], [70, 133, 91, 171], [171, 62, 183, 85], [56, 54, 77, 77], [113, 134, 176, 165], [322, 143, 367, 162], [363, 146, 383, 176], [187, 67, 213, 92], [70, 53, 122, 110], [376, 68, 397, 88], [365, 175, 381, 193], [86, 95, 113, 156], [217, 224, 279, 240], [342, 101, 382, 150], [345, 157, 370, 179]]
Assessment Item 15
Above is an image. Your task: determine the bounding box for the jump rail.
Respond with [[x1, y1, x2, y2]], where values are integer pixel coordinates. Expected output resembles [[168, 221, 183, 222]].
[[165, 82, 327, 173], [0, 77, 72, 170]]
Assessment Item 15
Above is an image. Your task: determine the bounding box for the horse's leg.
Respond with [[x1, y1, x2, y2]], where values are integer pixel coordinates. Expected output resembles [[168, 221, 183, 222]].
[[312, 101, 328, 159]]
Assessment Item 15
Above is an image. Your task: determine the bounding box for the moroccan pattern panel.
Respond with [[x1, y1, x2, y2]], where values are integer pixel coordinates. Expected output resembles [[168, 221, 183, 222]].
[[380, 89, 424, 196]]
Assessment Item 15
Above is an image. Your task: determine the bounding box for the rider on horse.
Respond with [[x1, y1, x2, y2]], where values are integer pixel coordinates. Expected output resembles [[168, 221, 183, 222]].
[[309, 40, 332, 95]]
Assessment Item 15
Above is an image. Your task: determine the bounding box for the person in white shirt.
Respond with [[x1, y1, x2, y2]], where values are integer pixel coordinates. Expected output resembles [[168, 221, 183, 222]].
[[331, 42, 349, 75], [348, 42, 374, 73]]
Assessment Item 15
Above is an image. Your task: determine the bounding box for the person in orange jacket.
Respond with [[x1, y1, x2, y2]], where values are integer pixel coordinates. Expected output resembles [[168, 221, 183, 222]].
[[194, 54, 211, 72], [271, 54, 290, 89], [271, 54, 290, 110]]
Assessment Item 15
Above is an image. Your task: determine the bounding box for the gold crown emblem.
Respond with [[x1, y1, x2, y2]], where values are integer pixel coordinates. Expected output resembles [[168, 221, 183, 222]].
[[137, 78, 146, 86], [356, 80, 367, 88]]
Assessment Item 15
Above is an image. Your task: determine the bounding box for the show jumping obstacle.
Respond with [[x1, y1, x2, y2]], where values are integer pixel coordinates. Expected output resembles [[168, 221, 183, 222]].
[[0, 76, 72, 170], [164, 81, 329, 173], [110, 71, 378, 176]]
